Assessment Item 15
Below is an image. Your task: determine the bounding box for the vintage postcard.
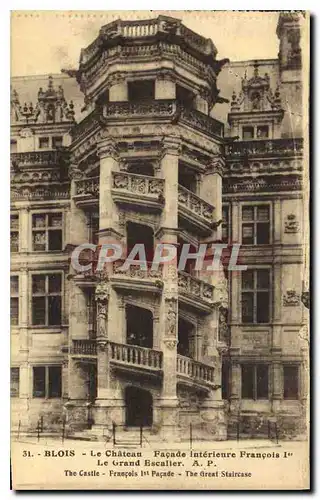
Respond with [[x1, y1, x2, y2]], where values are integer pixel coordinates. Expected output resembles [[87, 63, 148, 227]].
[[10, 10, 310, 490]]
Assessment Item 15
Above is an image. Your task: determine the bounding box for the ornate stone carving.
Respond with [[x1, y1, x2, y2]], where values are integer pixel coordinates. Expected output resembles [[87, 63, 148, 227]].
[[166, 298, 177, 336], [178, 272, 214, 303], [75, 176, 99, 197], [178, 185, 214, 222], [207, 155, 225, 176], [215, 276, 229, 309], [283, 289, 300, 307], [163, 339, 178, 350], [98, 139, 119, 160], [95, 281, 109, 338], [284, 214, 299, 233], [218, 307, 229, 343], [112, 172, 164, 197], [69, 164, 85, 181]]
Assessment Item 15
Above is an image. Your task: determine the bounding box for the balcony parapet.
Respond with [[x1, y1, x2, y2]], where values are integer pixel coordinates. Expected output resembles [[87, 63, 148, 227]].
[[71, 339, 97, 357], [112, 171, 165, 211], [71, 108, 103, 143], [104, 99, 176, 120], [11, 150, 66, 168], [110, 341, 163, 371], [226, 138, 303, 158], [74, 176, 99, 206], [177, 355, 215, 387], [178, 185, 215, 234], [179, 106, 224, 137], [178, 271, 215, 311]]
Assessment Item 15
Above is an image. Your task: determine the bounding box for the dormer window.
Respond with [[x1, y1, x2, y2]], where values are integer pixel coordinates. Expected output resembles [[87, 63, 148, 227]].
[[242, 126, 254, 140], [128, 80, 155, 101]]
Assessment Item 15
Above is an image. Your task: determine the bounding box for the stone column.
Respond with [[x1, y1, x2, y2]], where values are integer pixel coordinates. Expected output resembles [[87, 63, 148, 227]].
[[271, 362, 282, 413], [69, 165, 88, 246], [98, 138, 121, 240], [19, 207, 29, 252], [156, 137, 180, 434], [230, 361, 241, 413], [155, 72, 176, 99], [200, 156, 224, 241], [109, 75, 128, 102]]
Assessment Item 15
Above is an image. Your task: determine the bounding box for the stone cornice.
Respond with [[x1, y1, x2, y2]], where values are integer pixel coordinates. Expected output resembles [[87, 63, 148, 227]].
[[97, 138, 119, 160]]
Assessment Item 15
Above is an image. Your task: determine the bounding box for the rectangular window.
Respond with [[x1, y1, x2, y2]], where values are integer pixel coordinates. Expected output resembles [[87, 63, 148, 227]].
[[176, 84, 195, 108], [222, 205, 230, 243], [11, 367, 20, 397], [11, 214, 19, 252], [241, 364, 269, 400], [257, 125, 269, 138], [52, 136, 63, 148], [242, 205, 270, 245], [39, 137, 49, 149], [242, 126, 254, 139], [32, 212, 63, 251], [89, 213, 99, 245], [32, 273, 62, 326], [241, 269, 270, 323], [128, 80, 155, 101], [33, 366, 62, 398], [283, 365, 299, 399], [11, 276, 19, 326]]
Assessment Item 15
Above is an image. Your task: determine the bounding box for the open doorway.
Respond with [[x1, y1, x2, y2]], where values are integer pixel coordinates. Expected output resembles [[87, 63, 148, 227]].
[[178, 317, 195, 358], [126, 304, 153, 348], [125, 386, 153, 427]]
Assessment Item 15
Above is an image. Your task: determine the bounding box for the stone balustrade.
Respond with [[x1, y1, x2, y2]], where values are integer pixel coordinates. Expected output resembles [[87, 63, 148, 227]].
[[11, 150, 64, 167], [177, 355, 215, 384], [74, 176, 99, 197], [109, 341, 163, 370], [179, 106, 224, 137], [104, 99, 176, 119], [71, 339, 97, 356], [178, 271, 215, 304], [178, 185, 215, 224], [112, 260, 163, 280], [226, 138, 303, 157]]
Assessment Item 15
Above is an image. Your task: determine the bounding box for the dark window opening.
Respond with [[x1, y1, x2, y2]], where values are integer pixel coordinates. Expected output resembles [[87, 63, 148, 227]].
[[11, 367, 19, 397], [39, 137, 49, 149], [33, 366, 62, 398], [96, 89, 110, 109], [178, 164, 197, 193], [32, 273, 62, 326], [52, 136, 63, 148], [128, 80, 155, 101], [11, 276, 19, 325], [11, 214, 19, 252], [242, 364, 269, 400], [32, 213, 63, 251], [126, 221, 154, 263], [178, 318, 194, 358], [242, 126, 254, 140], [242, 205, 270, 245], [33, 366, 46, 397], [177, 238, 198, 275], [127, 162, 154, 177], [126, 304, 153, 348], [241, 269, 270, 324], [176, 84, 195, 109], [222, 205, 230, 243], [257, 125, 269, 138], [48, 366, 62, 398], [125, 386, 153, 427], [283, 365, 299, 399]]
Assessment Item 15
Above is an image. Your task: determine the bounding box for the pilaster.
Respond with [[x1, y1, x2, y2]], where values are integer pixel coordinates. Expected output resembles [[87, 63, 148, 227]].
[[69, 166, 88, 245]]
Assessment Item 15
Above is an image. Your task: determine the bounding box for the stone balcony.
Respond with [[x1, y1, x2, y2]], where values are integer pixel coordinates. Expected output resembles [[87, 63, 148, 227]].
[[70, 339, 215, 391], [178, 271, 215, 313], [178, 185, 215, 235], [112, 171, 165, 212], [73, 176, 99, 207], [225, 138, 303, 158], [111, 261, 164, 294], [11, 150, 66, 168]]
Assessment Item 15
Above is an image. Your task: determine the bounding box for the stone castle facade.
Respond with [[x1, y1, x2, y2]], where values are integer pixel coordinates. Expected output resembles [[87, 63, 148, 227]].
[[11, 12, 309, 440]]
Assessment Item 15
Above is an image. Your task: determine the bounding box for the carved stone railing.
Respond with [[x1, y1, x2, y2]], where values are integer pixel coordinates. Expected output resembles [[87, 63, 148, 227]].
[[74, 176, 99, 198], [178, 185, 215, 224], [226, 138, 304, 157], [179, 106, 224, 137], [71, 339, 97, 356], [177, 355, 215, 384], [104, 99, 176, 119], [71, 109, 102, 143], [11, 150, 64, 167], [112, 171, 165, 197], [113, 260, 163, 280], [109, 341, 163, 371], [178, 271, 215, 304]]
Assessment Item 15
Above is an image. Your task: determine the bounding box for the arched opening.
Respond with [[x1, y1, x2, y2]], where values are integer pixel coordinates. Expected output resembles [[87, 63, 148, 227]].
[[178, 317, 195, 358], [178, 162, 197, 193], [125, 386, 153, 427], [126, 221, 154, 263], [126, 304, 153, 348]]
